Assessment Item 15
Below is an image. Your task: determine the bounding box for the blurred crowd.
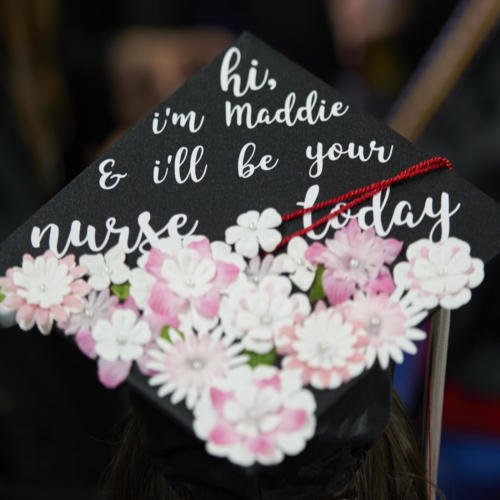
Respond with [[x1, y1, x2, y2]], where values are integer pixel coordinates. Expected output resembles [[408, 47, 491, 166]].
[[1, 0, 500, 499]]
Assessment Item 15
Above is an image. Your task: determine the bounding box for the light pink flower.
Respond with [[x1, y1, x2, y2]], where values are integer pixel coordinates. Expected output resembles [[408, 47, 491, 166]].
[[342, 291, 427, 369], [277, 305, 366, 389], [393, 237, 484, 309], [147, 327, 248, 409], [193, 365, 316, 466], [0, 251, 90, 334], [245, 254, 277, 286], [63, 288, 118, 336], [305, 219, 402, 305], [145, 237, 240, 329]]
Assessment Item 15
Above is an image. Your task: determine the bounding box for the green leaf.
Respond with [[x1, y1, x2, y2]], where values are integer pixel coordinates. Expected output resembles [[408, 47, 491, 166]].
[[159, 325, 184, 343], [110, 282, 130, 301], [309, 265, 326, 302], [0, 286, 5, 303], [245, 348, 277, 368]]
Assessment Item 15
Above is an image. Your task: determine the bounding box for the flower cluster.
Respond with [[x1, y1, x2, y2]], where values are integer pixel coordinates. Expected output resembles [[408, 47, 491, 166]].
[[0, 209, 484, 466]]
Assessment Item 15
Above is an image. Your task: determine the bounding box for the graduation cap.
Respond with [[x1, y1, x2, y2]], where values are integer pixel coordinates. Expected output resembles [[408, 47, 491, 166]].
[[1, 33, 499, 499]]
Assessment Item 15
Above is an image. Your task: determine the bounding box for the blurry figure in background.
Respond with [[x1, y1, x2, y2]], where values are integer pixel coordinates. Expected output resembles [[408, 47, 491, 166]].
[[107, 28, 232, 131], [327, 0, 458, 115], [0, 4, 128, 497], [328, 0, 414, 69], [0, 0, 67, 236]]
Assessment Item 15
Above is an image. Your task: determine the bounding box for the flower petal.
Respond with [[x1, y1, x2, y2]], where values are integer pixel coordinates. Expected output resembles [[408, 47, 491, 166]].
[[97, 358, 131, 388]]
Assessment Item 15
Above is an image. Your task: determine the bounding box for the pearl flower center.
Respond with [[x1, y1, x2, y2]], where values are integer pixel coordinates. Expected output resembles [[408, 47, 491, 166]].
[[349, 258, 360, 269], [438, 268, 446, 277], [248, 222, 257, 231], [184, 278, 195, 287], [116, 333, 128, 345], [368, 315, 382, 336], [260, 314, 272, 325], [39, 283, 48, 292], [318, 341, 330, 353], [189, 358, 205, 370], [248, 408, 259, 420]]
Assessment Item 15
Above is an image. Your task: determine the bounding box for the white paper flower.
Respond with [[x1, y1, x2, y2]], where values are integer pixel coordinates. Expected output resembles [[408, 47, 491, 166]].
[[343, 290, 427, 369], [394, 237, 484, 309], [129, 267, 156, 309], [161, 248, 216, 298], [278, 305, 365, 389], [93, 308, 152, 362], [80, 245, 130, 291], [210, 241, 246, 272], [0, 251, 90, 334], [63, 288, 118, 335], [147, 327, 248, 409], [193, 365, 316, 466], [225, 208, 282, 258], [272, 237, 316, 291], [221, 275, 311, 353]]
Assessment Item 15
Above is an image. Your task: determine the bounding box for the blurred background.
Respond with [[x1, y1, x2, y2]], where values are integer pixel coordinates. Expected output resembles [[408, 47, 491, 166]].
[[1, 0, 500, 498]]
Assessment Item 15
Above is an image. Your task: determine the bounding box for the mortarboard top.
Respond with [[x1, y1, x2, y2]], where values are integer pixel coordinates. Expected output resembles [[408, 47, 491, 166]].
[[0, 33, 499, 499]]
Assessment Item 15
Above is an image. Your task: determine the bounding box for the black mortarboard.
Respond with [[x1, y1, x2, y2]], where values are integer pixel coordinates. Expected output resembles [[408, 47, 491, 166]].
[[1, 33, 500, 499]]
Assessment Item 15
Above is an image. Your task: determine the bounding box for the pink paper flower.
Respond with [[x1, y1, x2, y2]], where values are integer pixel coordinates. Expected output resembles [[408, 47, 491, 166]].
[[305, 219, 402, 305], [342, 291, 427, 369], [277, 305, 366, 389], [147, 326, 248, 409], [193, 365, 316, 466], [0, 251, 90, 334], [393, 237, 484, 309], [145, 237, 240, 330]]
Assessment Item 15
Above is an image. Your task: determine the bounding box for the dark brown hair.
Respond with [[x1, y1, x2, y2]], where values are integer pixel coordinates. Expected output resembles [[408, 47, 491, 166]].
[[332, 389, 430, 500], [105, 388, 435, 500]]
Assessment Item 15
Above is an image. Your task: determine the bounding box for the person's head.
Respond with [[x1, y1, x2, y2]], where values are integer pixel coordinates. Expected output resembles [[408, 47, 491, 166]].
[[105, 387, 429, 500]]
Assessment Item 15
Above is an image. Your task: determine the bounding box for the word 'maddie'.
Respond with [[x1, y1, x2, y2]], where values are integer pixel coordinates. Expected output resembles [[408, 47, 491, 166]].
[[220, 47, 349, 129]]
